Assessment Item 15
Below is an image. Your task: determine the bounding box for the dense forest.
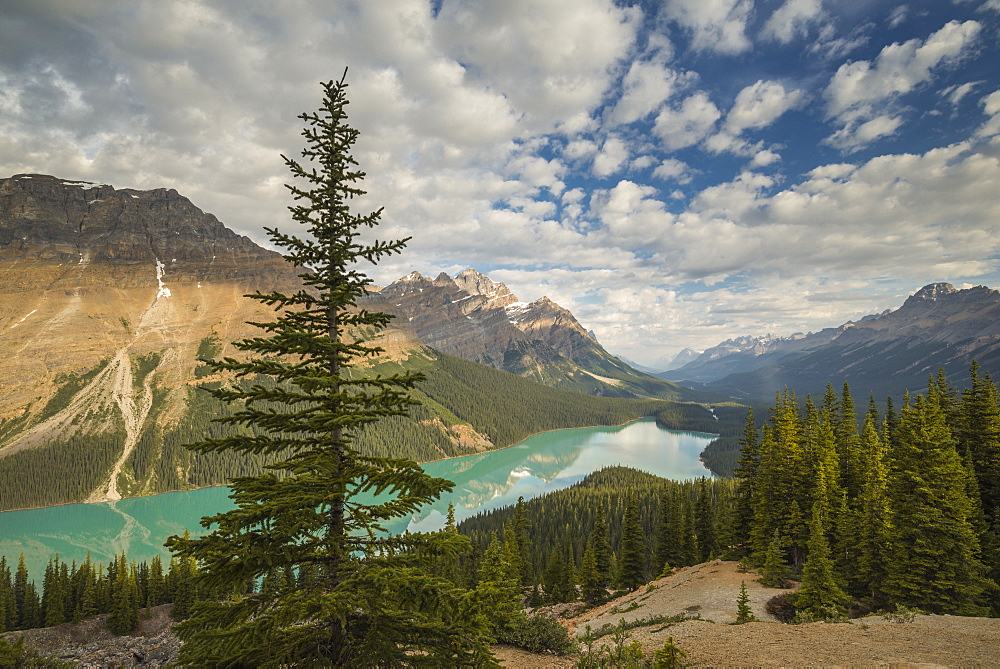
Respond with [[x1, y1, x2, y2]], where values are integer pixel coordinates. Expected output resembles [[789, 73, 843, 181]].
[[455, 363, 1000, 621], [0, 548, 198, 636]]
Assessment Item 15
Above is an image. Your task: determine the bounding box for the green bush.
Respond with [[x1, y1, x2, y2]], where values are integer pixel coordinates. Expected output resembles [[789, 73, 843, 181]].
[[508, 613, 576, 656]]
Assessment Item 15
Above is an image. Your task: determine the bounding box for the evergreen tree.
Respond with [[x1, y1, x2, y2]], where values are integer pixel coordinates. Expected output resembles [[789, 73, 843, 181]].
[[476, 536, 525, 644], [617, 497, 646, 590], [579, 540, 604, 606], [885, 394, 993, 615], [732, 409, 760, 548], [0, 557, 12, 633], [958, 362, 1000, 522], [695, 478, 719, 561], [793, 500, 849, 621], [542, 547, 567, 603], [165, 74, 496, 666], [107, 554, 139, 635], [758, 529, 789, 588], [850, 413, 891, 603], [734, 581, 756, 624]]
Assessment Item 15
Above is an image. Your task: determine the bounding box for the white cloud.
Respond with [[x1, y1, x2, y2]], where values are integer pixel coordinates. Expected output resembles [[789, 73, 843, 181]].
[[606, 60, 693, 126], [593, 135, 630, 177], [435, 0, 641, 128], [662, 0, 754, 54], [824, 114, 904, 151], [750, 149, 781, 167], [653, 158, 693, 183], [977, 90, 1000, 137], [887, 6, 908, 29], [653, 92, 721, 150], [564, 139, 599, 160], [825, 20, 982, 120], [761, 0, 826, 44], [943, 81, 982, 107], [725, 80, 805, 134]]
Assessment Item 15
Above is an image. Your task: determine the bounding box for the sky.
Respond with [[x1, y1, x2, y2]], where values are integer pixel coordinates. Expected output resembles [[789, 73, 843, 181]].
[[2, 0, 1000, 367]]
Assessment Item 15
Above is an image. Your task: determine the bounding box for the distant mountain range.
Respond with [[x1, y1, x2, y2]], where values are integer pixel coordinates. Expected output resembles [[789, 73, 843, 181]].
[[660, 282, 1000, 400], [0, 174, 704, 510]]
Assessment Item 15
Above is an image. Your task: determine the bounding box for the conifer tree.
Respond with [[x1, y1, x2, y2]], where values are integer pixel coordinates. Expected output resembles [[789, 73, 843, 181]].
[[734, 581, 756, 624], [617, 497, 646, 590], [758, 529, 789, 588], [850, 413, 891, 603], [885, 394, 993, 615], [107, 554, 139, 635], [476, 536, 526, 644], [957, 362, 1000, 522], [0, 557, 12, 633], [589, 510, 613, 598], [579, 540, 604, 605], [166, 73, 496, 666], [732, 409, 760, 547], [695, 478, 719, 561], [793, 501, 849, 621]]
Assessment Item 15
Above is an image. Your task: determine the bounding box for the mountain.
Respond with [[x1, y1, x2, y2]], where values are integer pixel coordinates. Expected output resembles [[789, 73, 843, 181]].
[[662, 283, 1000, 400], [369, 268, 697, 400], [0, 174, 710, 511]]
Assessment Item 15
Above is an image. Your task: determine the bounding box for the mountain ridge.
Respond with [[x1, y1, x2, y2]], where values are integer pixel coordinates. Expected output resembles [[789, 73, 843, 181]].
[[661, 281, 1000, 399]]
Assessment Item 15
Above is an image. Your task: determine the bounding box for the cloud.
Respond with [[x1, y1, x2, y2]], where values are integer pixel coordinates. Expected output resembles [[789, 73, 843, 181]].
[[824, 114, 904, 151], [725, 80, 805, 134], [750, 149, 781, 167], [592, 135, 630, 177], [761, 0, 826, 44], [653, 158, 693, 183], [606, 60, 693, 126], [887, 6, 909, 29], [942, 80, 983, 107], [977, 89, 1000, 137], [653, 92, 721, 150], [435, 0, 641, 128], [661, 0, 754, 54], [825, 20, 982, 120]]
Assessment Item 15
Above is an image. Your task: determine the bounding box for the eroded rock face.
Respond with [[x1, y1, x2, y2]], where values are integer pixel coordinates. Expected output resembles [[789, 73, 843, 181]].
[[0, 174, 285, 283]]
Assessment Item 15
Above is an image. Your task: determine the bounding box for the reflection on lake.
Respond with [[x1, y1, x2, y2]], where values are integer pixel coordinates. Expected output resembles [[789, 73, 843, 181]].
[[0, 419, 714, 577]]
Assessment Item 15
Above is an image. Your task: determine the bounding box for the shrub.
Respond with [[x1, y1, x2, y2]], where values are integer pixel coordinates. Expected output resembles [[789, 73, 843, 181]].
[[509, 613, 576, 656], [765, 593, 797, 623]]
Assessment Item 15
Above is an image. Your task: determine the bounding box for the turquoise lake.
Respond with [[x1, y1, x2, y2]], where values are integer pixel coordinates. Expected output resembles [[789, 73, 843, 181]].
[[0, 419, 714, 578]]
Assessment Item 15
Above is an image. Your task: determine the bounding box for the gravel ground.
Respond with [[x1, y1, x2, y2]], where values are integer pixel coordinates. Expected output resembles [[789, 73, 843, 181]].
[[494, 560, 1000, 667]]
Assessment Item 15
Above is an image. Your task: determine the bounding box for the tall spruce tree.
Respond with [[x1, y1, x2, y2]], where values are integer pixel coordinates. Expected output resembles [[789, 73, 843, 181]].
[[166, 73, 495, 666], [885, 393, 993, 615], [617, 496, 647, 590]]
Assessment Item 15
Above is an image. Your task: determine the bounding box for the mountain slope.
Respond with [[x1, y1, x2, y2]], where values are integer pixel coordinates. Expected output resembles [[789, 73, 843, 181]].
[[663, 283, 1000, 400], [0, 174, 713, 511]]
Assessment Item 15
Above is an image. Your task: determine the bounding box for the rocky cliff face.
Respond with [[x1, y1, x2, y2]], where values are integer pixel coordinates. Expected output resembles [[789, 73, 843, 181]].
[[0, 174, 283, 282]]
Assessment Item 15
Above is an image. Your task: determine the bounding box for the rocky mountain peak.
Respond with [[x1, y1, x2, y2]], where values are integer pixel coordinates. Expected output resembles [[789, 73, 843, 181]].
[[0, 173, 280, 281], [452, 268, 518, 308], [905, 282, 957, 305]]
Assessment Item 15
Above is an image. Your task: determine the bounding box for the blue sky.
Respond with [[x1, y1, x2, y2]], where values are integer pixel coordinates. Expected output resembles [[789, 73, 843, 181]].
[[2, 0, 999, 366]]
